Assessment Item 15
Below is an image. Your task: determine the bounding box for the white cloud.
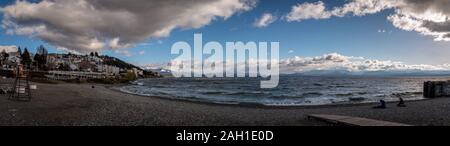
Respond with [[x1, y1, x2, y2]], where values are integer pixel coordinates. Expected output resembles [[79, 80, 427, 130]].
[[288, 49, 295, 53], [114, 50, 132, 57], [115, 50, 145, 57], [378, 29, 386, 33], [0, 45, 17, 53], [330, 0, 399, 17], [1, 0, 256, 53], [285, 1, 332, 22], [285, 0, 450, 41], [386, 0, 450, 41], [279, 53, 450, 74], [254, 13, 277, 28], [285, 0, 399, 22]]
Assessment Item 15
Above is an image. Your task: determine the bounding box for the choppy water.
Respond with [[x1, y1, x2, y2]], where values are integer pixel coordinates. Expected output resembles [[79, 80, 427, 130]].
[[118, 76, 450, 106]]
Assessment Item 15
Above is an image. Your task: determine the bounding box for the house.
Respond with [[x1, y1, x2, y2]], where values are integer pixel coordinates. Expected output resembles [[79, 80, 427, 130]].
[[7, 55, 20, 64], [97, 64, 120, 75]]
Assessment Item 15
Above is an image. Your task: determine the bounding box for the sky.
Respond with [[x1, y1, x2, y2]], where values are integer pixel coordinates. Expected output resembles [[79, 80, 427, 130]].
[[1, 0, 450, 74]]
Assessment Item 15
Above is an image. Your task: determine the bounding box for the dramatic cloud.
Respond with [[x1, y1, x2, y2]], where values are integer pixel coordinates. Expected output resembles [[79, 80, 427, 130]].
[[253, 13, 277, 28], [387, 0, 450, 41], [285, 0, 450, 41], [0, 45, 18, 53], [280, 53, 450, 75], [1, 0, 256, 53]]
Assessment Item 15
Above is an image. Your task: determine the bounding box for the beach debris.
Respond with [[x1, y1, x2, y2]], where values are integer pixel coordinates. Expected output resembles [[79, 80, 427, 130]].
[[373, 100, 386, 109], [30, 85, 37, 90], [397, 98, 406, 107]]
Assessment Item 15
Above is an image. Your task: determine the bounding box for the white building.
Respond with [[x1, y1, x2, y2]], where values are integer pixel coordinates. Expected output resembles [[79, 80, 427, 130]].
[[7, 55, 20, 64], [97, 65, 120, 75]]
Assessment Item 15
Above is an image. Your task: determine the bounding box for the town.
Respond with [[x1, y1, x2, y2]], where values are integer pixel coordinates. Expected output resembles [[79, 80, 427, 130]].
[[0, 45, 161, 84]]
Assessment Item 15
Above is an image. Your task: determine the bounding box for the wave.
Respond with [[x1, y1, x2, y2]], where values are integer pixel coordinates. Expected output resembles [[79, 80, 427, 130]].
[[335, 92, 368, 97], [272, 92, 324, 99], [116, 76, 436, 106], [203, 91, 227, 95], [392, 92, 423, 97], [224, 91, 268, 96]]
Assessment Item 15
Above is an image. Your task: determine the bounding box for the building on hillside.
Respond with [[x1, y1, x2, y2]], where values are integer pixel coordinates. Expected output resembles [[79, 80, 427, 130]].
[[46, 71, 107, 80], [97, 65, 120, 75], [7, 55, 20, 66]]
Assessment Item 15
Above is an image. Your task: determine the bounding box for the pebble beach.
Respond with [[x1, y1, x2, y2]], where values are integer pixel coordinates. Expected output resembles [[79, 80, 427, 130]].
[[1, 82, 450, 126]]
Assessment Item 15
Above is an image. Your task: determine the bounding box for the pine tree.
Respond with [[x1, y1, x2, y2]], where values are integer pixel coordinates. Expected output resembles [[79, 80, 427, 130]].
[[35, 45, 48, 70], [17, 46, 22, 55], [21, 48, 32, 68], [0, 50, 7, 66]]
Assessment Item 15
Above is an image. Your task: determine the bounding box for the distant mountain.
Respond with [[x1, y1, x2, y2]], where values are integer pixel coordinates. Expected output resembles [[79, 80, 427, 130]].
[[140, 67, 450, 77], [286, 70, 450, 77]]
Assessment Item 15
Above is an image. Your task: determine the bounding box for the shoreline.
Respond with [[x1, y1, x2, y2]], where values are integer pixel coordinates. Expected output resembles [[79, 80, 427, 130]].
[[110, 84, 428, 109], [1, 82, 450, 126]]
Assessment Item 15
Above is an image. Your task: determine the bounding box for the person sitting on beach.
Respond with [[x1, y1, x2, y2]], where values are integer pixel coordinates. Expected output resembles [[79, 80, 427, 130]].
[[373, 100, 386, 109], [397, 98, 406, 107]]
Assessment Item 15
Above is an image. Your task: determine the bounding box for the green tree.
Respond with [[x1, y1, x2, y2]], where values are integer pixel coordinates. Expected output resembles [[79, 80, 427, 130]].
[[0, 50, 8, 66], [33, 53, 40, 65], [123, 71, 137, 82], [17, 46, 22, 55], [35, 45, 48, 70], [58, 63, 71, 71], [21, 48, 32, 68]]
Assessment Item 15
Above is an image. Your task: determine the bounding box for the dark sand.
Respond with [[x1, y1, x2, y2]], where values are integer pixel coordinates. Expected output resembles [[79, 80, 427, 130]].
[[1, 82, 450, 126]]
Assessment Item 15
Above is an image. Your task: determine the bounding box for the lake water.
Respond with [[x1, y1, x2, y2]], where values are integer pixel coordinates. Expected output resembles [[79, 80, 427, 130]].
[[118, 76, 450, 106]]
